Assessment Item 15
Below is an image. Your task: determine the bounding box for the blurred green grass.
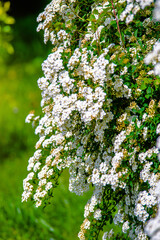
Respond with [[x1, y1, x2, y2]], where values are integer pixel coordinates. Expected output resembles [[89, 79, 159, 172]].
[[0, 58, 42, 159]]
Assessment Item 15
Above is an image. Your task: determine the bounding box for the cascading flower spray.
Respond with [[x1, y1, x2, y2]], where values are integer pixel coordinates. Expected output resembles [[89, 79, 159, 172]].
[[22, 0, 160, 239]]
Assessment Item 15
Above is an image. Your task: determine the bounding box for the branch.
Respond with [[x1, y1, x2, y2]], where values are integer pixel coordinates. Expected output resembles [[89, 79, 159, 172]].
[[110, 0, 125, 48]]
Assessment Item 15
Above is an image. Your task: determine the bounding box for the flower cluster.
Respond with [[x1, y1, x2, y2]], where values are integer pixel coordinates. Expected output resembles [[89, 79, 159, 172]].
[[22, 0, 160, 239], [153, 0, 160, 21], [145, 41, 160, 76]]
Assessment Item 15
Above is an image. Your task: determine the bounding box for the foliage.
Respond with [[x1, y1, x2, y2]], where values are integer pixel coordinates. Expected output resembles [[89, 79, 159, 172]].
[[12, 15, 51, 62], [22, 0, 160, 239], [0, 1, 15, 62]]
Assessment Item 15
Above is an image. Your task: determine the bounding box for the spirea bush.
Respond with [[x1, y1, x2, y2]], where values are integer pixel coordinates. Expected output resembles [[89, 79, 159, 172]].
[[22, 0, 160, 239]]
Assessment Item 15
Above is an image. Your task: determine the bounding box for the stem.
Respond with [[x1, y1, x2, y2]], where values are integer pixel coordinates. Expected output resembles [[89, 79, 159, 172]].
[[95, 28, 101, 55], [110, 0, 125, 48]]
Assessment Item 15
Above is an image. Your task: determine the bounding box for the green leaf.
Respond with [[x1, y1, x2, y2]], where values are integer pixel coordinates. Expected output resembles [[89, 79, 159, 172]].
[[145, 94, 150, 99], [140, 83, 147, 90], [134, 29, 138, 37], [130, 181, 133, 187], [88, 14, 96, 21], [147, 86, 152, 94], [92, 9, 99, 15], [132, 116, 137, 122]]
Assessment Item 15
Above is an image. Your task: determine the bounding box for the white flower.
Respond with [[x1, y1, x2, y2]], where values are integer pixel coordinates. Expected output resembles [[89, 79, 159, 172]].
[[154, 63, 160, 75], [126, 14, 134, 24], [153, 0, 160, 21], [143, 127, 148, 140], [99, 162, 108, 174], [94, 209, 102, 220], [102, 232, 108, 240], [156, 136, 160, 149], [45, 182, 53, 191], [25, 113, 34, 123], [33, 162, 41, 172], [108, 229, 114, 239], [145, 215, 160, 237], [84, 219, 91, 229], [35, 200, 42, 208], [156, 124, 160, 134], [142, 113, 148, 122], [122, 221, 130, 233]]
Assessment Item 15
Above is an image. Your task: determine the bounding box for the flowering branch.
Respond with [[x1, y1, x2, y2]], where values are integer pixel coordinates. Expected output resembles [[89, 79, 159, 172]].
[[23, 1, 160, 239], [110, 0, 125, 48]]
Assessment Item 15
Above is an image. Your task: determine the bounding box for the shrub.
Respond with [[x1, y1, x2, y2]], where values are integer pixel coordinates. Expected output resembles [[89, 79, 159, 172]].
[[22, 0, 160, 239]]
